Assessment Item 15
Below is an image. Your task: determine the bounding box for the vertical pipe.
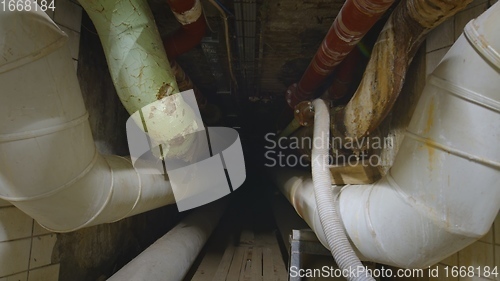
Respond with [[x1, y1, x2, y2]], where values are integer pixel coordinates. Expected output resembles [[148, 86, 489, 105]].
[[79, 0, 200, 159], [79, 0, 179, 113]]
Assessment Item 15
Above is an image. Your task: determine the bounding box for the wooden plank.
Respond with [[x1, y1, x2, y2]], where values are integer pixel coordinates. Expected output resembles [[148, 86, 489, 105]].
[[212, 245, 236, 281], [192, 234, 231, 281], [262, 248, 274, 281], [226, 246, 246, 281], [192, 255, 222, 281], [239, 247, 253, 281], [255, 232, 287, 281], [251, 247, 263, 281]]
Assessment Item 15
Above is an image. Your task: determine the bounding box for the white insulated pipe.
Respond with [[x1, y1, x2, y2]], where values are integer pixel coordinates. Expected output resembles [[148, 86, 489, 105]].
[[108, 201, 226, 281], [0, 4, 176, 232], [274, 3, 500, 268]]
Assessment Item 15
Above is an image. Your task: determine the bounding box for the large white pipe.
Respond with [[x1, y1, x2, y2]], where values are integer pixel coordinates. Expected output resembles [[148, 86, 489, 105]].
[[0, 3, 175, 232], [274, 3, 500, 268], [108, 201, 226, 281]]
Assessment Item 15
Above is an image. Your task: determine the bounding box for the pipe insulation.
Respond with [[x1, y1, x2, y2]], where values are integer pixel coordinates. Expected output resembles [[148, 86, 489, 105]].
[[274, 2, 500, 268], [79, 0, 200, 159], [311, 99, 373, 281], [335, 0, 473, 141], [108, 201, 226, 281], [0, 2, 176, 232]]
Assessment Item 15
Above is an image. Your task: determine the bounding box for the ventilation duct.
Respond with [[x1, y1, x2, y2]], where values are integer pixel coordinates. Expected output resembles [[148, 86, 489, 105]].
[[0, 1, 178, 232], [273, 2, 500, 268]]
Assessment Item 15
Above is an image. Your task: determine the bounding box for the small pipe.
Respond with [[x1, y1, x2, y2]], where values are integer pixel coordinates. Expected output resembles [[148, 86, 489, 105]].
[[164, 0, 222, 123], [278, 118, 301, 139], [286, 0, 395, 108], [207, 0, 238, 87], [164, 0, 207, 59]]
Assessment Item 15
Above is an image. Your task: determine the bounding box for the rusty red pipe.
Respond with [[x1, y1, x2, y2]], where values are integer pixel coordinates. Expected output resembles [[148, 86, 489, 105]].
[[286, 0, 395, 108], [164, 0, 207, 59], [324, 47, 364, 101], [164, 0, 217, 121]]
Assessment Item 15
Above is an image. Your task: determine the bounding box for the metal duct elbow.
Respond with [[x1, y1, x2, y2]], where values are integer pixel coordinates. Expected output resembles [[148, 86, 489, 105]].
[[0, 3, 176, 232], [274, 2, 500, 268]]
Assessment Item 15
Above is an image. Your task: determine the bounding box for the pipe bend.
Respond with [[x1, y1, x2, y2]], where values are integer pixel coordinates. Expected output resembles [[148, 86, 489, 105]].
[[0, 4, 177, 232], [341, 24, 500, 267], [164, 0, 207, 59], [275, 2, 500, 269]]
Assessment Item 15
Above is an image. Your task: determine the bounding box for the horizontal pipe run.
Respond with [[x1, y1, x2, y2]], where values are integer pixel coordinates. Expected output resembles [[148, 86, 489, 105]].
[[108, 201, 226, 281]]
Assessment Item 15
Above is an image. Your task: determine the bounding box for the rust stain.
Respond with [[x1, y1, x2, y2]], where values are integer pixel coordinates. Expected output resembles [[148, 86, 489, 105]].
[[156, 83, 174, 100]]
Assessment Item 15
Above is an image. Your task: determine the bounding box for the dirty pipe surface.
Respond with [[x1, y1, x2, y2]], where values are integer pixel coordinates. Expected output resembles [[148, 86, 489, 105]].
[[286, 0, 395, 108], [79, 0, 199, 159], [164, 0, 206, 59], [337, 0, 473, 141]]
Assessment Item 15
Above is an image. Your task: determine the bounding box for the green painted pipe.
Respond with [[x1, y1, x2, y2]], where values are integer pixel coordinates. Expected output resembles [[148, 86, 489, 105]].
[[80, 0, 199, 158]]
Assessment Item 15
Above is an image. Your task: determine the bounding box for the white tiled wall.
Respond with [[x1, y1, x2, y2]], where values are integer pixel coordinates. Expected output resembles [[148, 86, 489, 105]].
[[425, 0, 499, 279], [0, 0, 82, 280], [0, 209, 59, 281]]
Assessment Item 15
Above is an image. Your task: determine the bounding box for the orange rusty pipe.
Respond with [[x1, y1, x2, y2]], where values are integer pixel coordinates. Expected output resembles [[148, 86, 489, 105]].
[[286, 0, 395, 108], [164, 0, 207, 59]]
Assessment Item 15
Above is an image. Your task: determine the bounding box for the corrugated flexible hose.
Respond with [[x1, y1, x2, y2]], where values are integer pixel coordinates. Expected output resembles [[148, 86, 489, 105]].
[[311, 98, 374, 281]]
